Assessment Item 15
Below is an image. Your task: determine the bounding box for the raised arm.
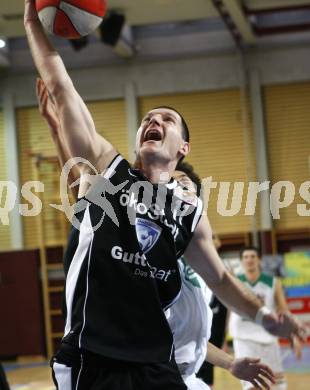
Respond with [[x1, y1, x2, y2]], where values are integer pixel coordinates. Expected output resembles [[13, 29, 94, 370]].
[[185, 215, 306, 341], [206, 342, 275, 390], [36, 78, 80, 199], [24, 0, 117, 176]]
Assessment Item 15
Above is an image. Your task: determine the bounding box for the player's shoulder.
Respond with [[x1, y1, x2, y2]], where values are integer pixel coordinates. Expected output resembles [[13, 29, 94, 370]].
[[100, 153, 133, 181], [258, 272, 274, 288], [106, 153, 130, 172], [237, 273, 247, 283]]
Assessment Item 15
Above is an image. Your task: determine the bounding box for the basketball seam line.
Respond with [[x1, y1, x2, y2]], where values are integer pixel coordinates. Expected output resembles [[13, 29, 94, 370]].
[[59, 1, 104, 19], [54, 6, 79, 37]]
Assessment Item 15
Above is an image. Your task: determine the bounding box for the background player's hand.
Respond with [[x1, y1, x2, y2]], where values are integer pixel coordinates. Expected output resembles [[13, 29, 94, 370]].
[[262, 312, 307, 342], [291, 335, 303, 360], [36, 78, 60, 136], [229, 357, 275, 389], [24, 0, 39, 25]]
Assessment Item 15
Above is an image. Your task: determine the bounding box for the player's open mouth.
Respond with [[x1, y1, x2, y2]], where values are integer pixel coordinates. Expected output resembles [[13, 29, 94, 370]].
[[142, 128, 163, 144]]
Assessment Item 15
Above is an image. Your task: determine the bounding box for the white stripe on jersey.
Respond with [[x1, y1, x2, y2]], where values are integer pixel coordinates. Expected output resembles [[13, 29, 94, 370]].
[[191, 197, 203, 232], [103, 155, 123, 179], [64, 205, 94, 337], [75, 355, 83, 390], [79, 238, 94, 348]]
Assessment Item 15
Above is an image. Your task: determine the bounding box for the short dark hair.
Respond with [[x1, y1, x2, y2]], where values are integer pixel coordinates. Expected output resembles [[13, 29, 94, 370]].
[[175, 161, 202, 197], [151, 106, 190, 143], [240, 246, 261, 260]]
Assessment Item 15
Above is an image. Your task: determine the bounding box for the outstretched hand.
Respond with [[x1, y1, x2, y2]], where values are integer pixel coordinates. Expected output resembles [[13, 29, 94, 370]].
[[263, 312, 308, 342], [24, 0, 39, 25], [230, 357, 275, 389], [36, 78, 60, 136]]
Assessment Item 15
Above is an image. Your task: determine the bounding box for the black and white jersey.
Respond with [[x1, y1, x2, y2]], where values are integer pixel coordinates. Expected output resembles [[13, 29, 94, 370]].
[[62, 155, 203, 363]]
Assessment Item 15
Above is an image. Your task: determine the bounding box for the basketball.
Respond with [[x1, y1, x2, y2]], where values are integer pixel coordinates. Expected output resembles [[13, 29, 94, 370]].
[[36, 0, 108, 39]]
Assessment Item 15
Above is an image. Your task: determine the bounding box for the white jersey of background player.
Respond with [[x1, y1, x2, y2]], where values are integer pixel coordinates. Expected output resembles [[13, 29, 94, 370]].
[[167, 257, 276, 390], [229, 247, 303, 390], [166, 258, 213, 389]]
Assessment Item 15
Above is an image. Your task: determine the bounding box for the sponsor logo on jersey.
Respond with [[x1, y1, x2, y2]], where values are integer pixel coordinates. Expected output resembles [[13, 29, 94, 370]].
[[136, 218, 162, 254], [111, 245, 175, 282], [119, 189, 180, 239]]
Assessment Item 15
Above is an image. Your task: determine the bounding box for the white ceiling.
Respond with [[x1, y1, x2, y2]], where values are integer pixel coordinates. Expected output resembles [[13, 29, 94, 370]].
[[2, 0, 310, 39]]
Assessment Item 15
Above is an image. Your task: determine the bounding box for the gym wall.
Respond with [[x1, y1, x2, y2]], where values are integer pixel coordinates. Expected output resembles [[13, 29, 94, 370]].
[[0, 111, 11, 250], [264, 82, 310, 230]]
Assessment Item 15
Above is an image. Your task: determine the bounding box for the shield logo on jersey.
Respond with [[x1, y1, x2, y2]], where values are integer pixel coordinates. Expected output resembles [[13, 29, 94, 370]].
[[136, 218, 162, 254]]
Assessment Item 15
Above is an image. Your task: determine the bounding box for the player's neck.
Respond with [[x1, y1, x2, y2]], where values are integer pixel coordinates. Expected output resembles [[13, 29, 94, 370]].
[[245, 269, 260, 283], [140, 159, 176, 184], [141, 165, 172, 184]]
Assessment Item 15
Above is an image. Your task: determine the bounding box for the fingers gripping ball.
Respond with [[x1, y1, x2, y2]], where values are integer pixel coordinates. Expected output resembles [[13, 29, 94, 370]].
[[36, 0, 108, 39]]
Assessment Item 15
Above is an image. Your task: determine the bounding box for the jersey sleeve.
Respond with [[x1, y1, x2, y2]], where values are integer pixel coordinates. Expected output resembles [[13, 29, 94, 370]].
[[102, 154, 131, 183], [175, 196, 204, 258]]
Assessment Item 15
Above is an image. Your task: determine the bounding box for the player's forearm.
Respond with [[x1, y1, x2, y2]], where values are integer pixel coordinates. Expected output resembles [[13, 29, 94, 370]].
[[186, 217, 262, 320], [206, 342, 233, 370], [275, 278, 289, 313], [209, 270, 262, 321], [25, 21, 71, 96], [52, 130, 80, 200], [27, 21, 106, 165]]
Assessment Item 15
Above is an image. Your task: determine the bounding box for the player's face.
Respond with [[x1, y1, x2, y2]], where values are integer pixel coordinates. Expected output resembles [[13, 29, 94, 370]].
[[241, 250, 261, 273], [173, 170, 197, 194], [135, 108, 189, 165]]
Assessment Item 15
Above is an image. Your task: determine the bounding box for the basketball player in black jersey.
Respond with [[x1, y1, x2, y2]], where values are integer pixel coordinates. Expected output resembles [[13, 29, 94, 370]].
[[37, 86, 277, 390], [26, 1, 306, 388]]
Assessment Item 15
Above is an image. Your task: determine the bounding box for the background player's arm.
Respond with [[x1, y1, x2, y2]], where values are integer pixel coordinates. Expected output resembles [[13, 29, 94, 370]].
[[275, 278, 289, 313], [185, 215, 306, 341], [24, 0, 117, 174], [206, 342, 275, 389], [274, 278, 303, 359]]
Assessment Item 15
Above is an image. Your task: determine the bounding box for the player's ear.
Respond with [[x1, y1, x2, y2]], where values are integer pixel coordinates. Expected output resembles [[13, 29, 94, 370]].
[[179, 142, 190, 159]]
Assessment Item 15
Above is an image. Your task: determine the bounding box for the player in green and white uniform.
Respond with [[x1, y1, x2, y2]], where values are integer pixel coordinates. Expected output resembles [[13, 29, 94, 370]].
[[230, 247, 303, 390]]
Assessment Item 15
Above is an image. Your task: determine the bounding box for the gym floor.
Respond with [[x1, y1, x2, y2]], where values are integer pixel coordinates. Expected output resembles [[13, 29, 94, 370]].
[[4, 346, 310, 390]]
